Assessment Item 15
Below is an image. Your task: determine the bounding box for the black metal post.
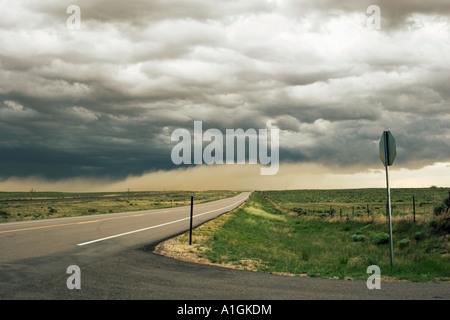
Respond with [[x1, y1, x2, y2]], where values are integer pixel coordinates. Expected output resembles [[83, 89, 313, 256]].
[[189, 196, 193, 245], [447, 190, 450, 214]]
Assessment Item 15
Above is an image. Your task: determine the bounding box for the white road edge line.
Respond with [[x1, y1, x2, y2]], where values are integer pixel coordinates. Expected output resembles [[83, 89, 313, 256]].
[[77, 195, 248, 246]]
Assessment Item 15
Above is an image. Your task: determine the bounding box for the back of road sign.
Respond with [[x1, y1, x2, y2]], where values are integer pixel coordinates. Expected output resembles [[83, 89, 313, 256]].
[[379, 130, 396, 166]]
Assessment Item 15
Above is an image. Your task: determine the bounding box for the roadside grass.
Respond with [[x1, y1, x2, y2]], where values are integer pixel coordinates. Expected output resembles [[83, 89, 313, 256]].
[[0, 191, 238, 223], [169, 191, 449, 282]]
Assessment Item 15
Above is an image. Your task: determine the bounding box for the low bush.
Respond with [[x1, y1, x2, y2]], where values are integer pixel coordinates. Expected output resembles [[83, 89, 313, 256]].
[[398, 238, 410, 249], [47, 207, 57, 214], [0, 210, 10, 219], [370, 232, 389, 245], [352, 234, 366, 242], [441, 220, 450, 234], [429, 220, 438, 229], [434, 203, 446, 216], [413, 231, 426, 241]]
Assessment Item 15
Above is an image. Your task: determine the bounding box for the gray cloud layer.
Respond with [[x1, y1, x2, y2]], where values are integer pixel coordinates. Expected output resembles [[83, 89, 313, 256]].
[[0, 0, 449, 181]]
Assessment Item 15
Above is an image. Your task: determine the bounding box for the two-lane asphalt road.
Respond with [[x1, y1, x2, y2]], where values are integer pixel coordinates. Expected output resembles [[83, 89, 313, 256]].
[[0, 192, 250, 298]]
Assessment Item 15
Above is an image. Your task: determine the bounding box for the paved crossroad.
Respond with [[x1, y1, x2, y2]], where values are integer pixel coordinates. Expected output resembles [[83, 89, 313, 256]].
[[1, 191, 448, 300]]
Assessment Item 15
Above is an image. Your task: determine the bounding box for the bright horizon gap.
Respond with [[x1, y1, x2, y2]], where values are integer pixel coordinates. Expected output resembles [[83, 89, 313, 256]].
[[0, 162, 448, 192]]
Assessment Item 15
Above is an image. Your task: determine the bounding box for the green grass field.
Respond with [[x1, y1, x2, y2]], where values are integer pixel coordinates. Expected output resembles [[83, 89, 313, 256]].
[[179, 189, 449, 282], [261, 188, 449, 221]]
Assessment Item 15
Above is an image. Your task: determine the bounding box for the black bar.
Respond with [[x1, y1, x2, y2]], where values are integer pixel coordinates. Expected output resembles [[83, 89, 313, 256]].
[[189, 196, 193, 245], [385, 131, 390, 166], [447, 190, 450, 214]]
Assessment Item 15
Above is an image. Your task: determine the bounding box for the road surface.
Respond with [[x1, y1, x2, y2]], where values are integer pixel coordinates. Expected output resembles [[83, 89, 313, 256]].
[[0, 191, 448, 301], [0, 192, 249, 298]]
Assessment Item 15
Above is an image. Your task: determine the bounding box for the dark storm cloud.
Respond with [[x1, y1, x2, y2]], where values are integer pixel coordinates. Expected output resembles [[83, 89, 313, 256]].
[[0, 0, 449, 181]]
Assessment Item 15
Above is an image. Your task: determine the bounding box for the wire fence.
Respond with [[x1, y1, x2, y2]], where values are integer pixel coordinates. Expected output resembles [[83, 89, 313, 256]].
[[290, 201, 436, 219], [261, 189, 450, 222]]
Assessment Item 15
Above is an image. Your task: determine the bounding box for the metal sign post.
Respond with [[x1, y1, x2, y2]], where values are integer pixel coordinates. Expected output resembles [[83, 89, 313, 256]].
[[384, 154, 394, 267], [379, 130, 396, 267]]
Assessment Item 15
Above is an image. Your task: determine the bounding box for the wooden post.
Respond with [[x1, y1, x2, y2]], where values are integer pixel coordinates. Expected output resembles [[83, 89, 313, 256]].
[[413, 195, 416, 223]]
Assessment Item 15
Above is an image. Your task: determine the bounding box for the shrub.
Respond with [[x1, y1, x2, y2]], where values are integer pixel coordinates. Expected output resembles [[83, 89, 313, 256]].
[[47, 207, 57, 214], [445, 197, 450, 209], [352, 234, 366, 242], [0, 210, 10, 219], [342, 224, 351, 231], [434, 204, 446, 216], [398, 238, 410, 249], [370, 232, 389, 245], [428, 219, 438, 229], [441, 220, 450, 234], [413, 231, 426, 241]]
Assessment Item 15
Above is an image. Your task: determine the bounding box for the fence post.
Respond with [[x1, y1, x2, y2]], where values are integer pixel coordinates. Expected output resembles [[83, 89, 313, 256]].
[[447, 190, 450, 214], [189, 196, 193, 245]]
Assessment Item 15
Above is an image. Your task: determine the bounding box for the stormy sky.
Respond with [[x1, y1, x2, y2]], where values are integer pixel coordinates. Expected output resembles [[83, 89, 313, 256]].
[[0, 0, 449, 191]]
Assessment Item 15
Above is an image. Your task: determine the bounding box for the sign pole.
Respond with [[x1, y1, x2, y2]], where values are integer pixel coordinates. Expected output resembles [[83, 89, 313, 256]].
[[383, 132, 394, 267]]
